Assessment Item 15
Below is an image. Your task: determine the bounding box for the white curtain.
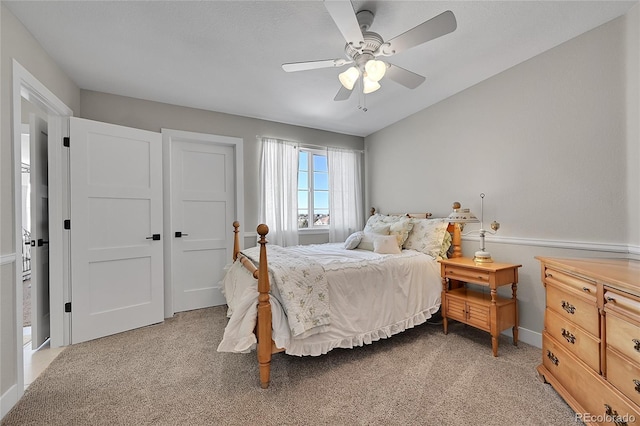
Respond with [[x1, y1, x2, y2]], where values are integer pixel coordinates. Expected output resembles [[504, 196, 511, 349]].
[[328, 147, 363, 242], [259, 138, 299, 247]]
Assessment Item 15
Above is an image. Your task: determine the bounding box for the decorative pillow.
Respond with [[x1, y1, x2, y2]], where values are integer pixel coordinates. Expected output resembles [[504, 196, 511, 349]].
[[374, 235, 402, 254], [440, 230, 453, 258], [403, 218, 449, 258], [344, 231, 364, 250], [364, 213, 405, 233], [389, 217, 414, 247], [358, 224, 391, 251]]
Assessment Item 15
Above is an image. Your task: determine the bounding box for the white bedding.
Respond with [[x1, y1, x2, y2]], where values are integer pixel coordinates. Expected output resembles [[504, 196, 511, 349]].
[[217, 243, 442, 357]]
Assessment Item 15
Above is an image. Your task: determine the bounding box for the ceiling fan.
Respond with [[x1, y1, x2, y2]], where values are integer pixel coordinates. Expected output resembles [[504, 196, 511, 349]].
[[282, 1, 457, 102]]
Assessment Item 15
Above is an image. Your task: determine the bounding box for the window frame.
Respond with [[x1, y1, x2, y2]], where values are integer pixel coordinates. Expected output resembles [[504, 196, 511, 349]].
[[298, 147, 329, 231]]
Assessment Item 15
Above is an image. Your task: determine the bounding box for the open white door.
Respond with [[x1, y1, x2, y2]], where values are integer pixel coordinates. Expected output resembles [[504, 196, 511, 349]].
[[171, 139, 234, 312], [30, 114, 50, 349], [70, 117, 163, 344]]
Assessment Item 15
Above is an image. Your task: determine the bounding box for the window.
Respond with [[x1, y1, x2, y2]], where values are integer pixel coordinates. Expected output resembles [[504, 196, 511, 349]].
[[298, 149, 329, 229]]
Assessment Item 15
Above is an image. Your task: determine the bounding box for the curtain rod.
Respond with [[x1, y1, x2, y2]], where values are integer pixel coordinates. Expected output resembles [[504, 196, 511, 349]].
[[256, 135, 364, 154]]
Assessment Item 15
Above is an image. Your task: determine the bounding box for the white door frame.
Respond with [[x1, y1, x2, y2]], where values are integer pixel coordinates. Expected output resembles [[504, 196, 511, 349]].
[[11, 60, 73, 402], [161, 128, 244, 318]]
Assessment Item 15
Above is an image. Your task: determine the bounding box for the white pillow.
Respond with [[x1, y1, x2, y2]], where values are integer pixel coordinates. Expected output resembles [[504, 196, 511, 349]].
[[358, 224, 391, 251], [389, 217, 414, 247], [344, 231, 364, 250], [374, 235, 402, 254], [403, 218, 449, 258]]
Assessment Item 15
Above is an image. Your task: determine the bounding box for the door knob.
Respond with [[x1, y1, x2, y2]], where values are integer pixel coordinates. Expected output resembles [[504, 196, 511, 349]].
[[175, 232, 189, 238], [145, 234, 161, 241], [37, 239, 49, 246]]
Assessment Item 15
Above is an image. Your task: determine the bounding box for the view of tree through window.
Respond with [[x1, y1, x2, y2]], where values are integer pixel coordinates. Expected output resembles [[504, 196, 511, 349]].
[[298, 149, 329, 228]]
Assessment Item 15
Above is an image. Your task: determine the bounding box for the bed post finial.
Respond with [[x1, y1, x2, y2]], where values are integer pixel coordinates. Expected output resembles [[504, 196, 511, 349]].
[[256, 223, 272, 389], [233, 221, 240, 261], [449, 202, 463, 259], [370, 207, 376, 216]]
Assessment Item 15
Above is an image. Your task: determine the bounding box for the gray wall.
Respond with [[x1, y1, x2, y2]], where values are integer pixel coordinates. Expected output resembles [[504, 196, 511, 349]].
[[1, 3, 80, 404], [365, 8, 640, 338]]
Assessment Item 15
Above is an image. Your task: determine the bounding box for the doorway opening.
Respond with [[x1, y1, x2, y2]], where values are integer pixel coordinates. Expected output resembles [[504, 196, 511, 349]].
[[20, 125, 32, 347]]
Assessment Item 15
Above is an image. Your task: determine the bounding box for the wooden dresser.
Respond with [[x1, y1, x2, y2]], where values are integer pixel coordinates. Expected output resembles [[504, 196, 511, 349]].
[[537, 257, 640, 425]]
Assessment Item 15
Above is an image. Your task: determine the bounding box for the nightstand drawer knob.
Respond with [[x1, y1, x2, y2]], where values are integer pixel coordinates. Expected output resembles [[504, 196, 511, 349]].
[[561, 328, 576, 344], [561, 300, 576, 315]]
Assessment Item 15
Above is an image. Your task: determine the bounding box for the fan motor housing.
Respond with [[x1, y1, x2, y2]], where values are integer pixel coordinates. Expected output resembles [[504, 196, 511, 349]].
[[344, 31, 383, 61]]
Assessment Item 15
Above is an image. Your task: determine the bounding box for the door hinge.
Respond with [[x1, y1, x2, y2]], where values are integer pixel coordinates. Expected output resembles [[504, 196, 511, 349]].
[[64, 302, 71, 313], [63, 137, 70, 147], [64, 219, 71, 230]]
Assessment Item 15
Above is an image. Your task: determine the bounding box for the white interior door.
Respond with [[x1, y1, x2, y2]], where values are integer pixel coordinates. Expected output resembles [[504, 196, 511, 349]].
[[171, 140, 234, 312], [70, 117, 163, 344], [29, 114, 50, 349]]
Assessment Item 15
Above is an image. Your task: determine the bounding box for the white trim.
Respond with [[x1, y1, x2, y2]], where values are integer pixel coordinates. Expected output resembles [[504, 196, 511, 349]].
[[0, 253, 17, 265], [630, 244, 640, 256], [462, 234, 631, 254], [501, 326, 542, 349], [1, 385, 18, 419], [12, 60, 74, 411], [161, 128, 244, 318]]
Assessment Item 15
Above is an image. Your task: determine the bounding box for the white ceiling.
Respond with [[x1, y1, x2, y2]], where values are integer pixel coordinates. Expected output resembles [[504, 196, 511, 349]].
[[5, 1, 637, 137]]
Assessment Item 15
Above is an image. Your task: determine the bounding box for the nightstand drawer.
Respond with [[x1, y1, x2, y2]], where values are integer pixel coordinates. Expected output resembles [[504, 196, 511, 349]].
[[607, 347, 640, 406], [545, 308, 600, 373], [546, 282, 599, 336], [444, 267, 490, 284]]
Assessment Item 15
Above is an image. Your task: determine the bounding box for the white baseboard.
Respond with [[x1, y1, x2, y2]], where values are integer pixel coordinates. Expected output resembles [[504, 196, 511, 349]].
[[501, 326, 542, 349], [1, 385, 18, 419]]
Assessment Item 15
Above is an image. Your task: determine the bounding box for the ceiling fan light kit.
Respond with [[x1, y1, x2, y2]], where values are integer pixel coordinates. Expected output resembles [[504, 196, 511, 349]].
[[282, 1, 457, 106]]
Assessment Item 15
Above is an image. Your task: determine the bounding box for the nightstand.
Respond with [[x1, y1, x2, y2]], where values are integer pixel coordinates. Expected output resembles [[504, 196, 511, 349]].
[[438, 257, 522, 356]]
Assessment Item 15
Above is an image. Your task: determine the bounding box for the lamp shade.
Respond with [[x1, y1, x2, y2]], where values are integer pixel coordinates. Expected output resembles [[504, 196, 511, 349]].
[[447, 208, 479, 223], [364, 60, 386, 82], [362, 76, 381, 94], [338, 67, 359, 90]]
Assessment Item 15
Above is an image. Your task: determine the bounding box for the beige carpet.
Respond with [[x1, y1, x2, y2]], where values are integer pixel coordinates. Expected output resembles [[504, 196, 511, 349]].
[[2, 306, 577, 426]]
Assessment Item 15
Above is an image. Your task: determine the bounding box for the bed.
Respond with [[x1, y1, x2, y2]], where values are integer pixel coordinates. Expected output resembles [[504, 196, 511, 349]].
[[217, 208, 462, 388]]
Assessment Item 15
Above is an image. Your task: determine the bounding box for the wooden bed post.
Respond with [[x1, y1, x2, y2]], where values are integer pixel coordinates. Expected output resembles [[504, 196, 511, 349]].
[[232, 221, 240, 261], [256, 224, 272, 389]]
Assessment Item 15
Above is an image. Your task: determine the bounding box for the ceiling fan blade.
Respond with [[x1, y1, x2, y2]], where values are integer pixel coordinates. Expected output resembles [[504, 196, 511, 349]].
[[381, 10, 456, 56], [334, 84, 353, 101], [324, 0, 364, 46], [282, 58, 352, 72], [385, 64, 426, 89]]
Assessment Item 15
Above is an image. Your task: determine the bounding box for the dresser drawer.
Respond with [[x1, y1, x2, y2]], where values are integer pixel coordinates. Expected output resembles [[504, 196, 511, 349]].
[[607, 347, 640, 407], [545, 267, 597, 295], [547, 282, 599, 336], [545, 308, 600, 373], [606, 313, 640, 364], [605, 289, 640, 320], [543, 333, 639, 425]]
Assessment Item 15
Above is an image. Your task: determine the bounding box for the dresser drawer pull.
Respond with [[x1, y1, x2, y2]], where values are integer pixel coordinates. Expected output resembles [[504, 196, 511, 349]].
[[634, 379, 640, 394], [561, 328, 576, 344], [546, 350, 559, 366], [582, 287, 591, 293], [604, 404, 628, 426], [561, 301, 575, 314], [633, 339, 640, 352], [607, 296, 616, 302]]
